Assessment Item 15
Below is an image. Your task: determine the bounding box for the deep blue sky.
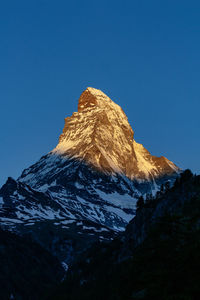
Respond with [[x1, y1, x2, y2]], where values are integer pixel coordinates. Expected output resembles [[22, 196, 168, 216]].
[[0, 0, 200, 186]]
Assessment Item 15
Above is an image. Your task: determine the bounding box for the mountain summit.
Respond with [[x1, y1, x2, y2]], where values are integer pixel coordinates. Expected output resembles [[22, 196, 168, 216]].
[[54, 87, 179, 180]]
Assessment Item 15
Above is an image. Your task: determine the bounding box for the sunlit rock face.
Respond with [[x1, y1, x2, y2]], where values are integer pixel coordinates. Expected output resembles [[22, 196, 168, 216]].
[[54, 87, 179, 180]]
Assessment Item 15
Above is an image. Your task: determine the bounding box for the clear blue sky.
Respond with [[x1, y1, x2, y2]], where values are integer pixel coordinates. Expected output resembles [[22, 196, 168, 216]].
[[0, 0, 200, 186]]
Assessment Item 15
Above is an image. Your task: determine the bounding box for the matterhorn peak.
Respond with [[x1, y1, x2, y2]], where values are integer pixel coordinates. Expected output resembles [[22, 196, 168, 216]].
[[53, 88, 179, 180]]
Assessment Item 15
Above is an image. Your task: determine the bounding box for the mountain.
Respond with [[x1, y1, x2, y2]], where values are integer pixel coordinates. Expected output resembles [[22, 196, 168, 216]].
[[52, 170, 200, 300], [0, 87, 179, 265]]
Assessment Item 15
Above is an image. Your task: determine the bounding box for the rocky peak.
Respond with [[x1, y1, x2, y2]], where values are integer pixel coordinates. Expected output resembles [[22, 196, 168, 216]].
[[78, 87, 112, 112], [53, 87, 179, 180]]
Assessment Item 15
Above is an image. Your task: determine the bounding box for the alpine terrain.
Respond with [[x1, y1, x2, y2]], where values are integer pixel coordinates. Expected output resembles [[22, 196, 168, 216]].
[[0, 87, 179, 266]]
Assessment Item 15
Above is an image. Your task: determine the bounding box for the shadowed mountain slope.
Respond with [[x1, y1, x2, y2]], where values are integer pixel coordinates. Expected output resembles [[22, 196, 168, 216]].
[[51, 170, 200, 300]]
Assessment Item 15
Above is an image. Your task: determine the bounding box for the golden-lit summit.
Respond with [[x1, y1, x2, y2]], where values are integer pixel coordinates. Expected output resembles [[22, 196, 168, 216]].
[[53, 87, 179, 180]]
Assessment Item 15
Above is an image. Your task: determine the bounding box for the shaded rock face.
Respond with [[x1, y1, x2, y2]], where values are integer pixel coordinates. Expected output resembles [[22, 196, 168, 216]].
[[54, 87, 179, 180]]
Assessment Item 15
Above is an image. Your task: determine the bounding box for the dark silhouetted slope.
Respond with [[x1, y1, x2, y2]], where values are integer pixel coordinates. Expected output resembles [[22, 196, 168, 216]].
[[51, 170, 200, 300]]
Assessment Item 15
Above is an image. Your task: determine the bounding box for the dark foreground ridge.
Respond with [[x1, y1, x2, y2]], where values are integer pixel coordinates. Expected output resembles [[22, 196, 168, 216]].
[[0, 229, 64, 300], [49, 170, 200, 300]]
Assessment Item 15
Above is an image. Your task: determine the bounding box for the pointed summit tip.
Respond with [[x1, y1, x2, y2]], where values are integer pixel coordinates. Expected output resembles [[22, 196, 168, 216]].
[[85, 87, 106, 95], [85, 87, 109, 98], [86, 87, 100, 92], [78, 87, 111, 112]]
